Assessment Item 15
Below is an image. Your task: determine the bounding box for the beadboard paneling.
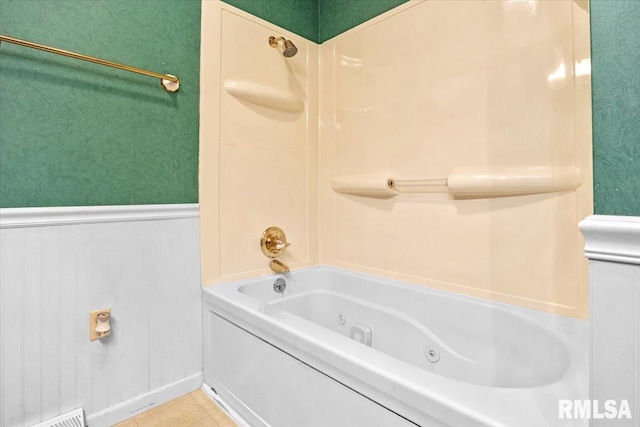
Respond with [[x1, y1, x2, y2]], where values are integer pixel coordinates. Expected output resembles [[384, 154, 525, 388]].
[[581, 215, 640, 425], [590, 261, 637, 427], [0, 207, 202, 426]]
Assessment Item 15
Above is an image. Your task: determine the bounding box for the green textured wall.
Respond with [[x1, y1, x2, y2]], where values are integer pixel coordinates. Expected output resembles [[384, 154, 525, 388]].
[[4, 0, 637, 215], [222, 0, 318, 42], [222, 0, 408, 43], [0, 0, 200, 208], [591, 0, 640, 216], [318, 0, 408, 43]]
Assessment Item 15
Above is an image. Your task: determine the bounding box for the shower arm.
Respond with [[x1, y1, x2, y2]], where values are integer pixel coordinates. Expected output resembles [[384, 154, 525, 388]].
[[0, 34, 180, 93], [268, 36, 286, 48]]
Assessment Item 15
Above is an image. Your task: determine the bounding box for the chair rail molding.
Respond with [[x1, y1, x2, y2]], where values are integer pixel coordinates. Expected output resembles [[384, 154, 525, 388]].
[[0, 204, 199, 228], [579, 215, 640, 265]]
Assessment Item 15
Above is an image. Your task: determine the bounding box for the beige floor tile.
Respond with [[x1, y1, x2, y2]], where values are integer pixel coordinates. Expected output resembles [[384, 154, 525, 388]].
[[189, 390, 238, 427], [134, 394, 209, 427], [113, 419, 139, 427], [187, 416, 220, 427], [210, 413, 238, 427], [190, 390, 223, 417]]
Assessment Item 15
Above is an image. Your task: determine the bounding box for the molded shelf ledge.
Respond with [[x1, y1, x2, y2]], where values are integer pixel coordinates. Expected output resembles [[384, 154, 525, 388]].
[[224, 79, 304, 113], [447, 167, 582, 198], [332, 175, 397, 198], [331, 167, 583, 199]]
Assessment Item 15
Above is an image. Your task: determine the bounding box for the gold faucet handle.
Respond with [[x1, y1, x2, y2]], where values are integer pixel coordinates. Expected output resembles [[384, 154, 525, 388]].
[[274, 240, 291, 250], [260, 226, 290, 258]]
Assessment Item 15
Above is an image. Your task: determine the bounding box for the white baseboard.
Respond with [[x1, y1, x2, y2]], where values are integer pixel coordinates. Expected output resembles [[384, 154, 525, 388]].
[[201, 383, 255, 427], [87, 372, 204, 427], [202, 382, 261, 427]]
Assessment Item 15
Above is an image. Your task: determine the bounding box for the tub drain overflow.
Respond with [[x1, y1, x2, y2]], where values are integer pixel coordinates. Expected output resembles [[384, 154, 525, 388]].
[[425, 347, 440, 363], [273, 278, 286, 293]]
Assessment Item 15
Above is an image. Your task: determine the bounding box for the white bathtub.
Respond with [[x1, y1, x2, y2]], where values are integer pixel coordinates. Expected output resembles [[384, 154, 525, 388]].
[[203, 266, 588, 427]]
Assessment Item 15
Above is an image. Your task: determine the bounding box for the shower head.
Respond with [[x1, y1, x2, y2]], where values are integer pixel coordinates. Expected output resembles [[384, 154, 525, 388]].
[[269, 36, 298, 58], [282, 39, 298, 57]]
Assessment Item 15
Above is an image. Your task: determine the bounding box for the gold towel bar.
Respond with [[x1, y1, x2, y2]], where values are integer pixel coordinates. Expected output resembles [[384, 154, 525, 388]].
[[0, 34, 180, 93]]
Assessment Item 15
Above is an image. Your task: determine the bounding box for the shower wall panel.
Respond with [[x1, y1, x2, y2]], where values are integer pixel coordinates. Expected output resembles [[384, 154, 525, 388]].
[[319, 0, 593, 318], [199, 2, 319, 285]]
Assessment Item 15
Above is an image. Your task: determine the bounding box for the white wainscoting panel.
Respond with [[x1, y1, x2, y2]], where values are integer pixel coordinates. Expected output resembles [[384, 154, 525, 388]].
[[0, 205, 202, 427], [580, 215, 640, 426]]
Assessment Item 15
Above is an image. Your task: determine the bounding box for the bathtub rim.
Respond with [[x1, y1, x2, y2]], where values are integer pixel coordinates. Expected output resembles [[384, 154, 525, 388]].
[[203, 264, 589, 427]]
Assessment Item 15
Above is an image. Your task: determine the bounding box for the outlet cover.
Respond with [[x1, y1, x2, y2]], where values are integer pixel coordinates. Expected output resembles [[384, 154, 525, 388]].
[[90, 308, 111, 341]]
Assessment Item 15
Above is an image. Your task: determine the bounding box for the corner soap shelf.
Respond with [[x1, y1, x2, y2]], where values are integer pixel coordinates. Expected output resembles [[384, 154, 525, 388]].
[[331, 167, 583, 199], [224, 79, 304, 113]]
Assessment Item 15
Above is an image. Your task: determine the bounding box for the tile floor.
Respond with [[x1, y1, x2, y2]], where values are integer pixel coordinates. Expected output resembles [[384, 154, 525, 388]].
[[114, 389, 240, 427]]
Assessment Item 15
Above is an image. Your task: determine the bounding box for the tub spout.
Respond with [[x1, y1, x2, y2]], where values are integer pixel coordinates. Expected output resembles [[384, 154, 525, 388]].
[[270, 259, 289, 273]]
